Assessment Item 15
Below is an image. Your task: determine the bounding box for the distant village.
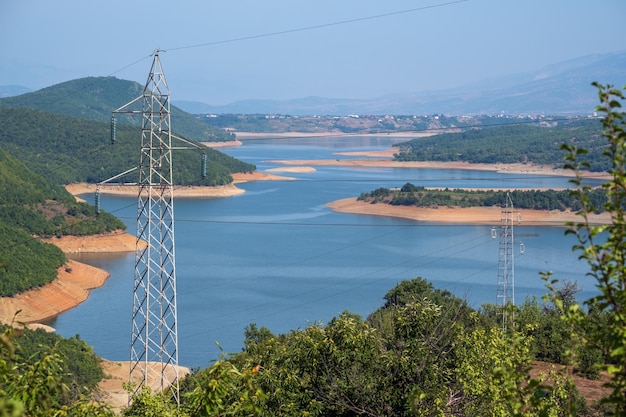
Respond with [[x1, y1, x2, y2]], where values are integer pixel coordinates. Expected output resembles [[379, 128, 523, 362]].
[[202, 112, 555, 135]]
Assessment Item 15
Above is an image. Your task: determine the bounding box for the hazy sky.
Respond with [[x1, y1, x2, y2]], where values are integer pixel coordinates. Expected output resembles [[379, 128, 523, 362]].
[[1, 0, 624, 104]]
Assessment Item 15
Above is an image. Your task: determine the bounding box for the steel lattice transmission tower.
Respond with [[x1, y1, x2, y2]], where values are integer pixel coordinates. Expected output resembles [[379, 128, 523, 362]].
[[496, 192, 516, 331], [112, 50, 184, 403]]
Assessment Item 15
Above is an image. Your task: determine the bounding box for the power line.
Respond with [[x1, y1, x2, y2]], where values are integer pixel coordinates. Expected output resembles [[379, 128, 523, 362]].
[[93, 1, 471, 82], [164, 1, 469, 53], [107, 54, 152, 78]]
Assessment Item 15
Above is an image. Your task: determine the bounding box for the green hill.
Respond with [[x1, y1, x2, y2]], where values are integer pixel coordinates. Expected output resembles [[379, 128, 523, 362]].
[[394, 118, 608, 171], [0, 146, 126, 296], [0, 107, 254, 185], [0, 76, 233, 142]]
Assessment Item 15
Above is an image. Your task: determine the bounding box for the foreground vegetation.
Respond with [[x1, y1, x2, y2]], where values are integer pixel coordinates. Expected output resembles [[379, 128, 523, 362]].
[[0, 324, 103, 411], [0, 276, 612, 416], [1, 84, 625, 416]]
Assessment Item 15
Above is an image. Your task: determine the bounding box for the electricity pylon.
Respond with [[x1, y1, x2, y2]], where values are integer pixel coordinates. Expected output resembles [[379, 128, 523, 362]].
[[112, 50, 186, 404], [496, 192, 516, 332]]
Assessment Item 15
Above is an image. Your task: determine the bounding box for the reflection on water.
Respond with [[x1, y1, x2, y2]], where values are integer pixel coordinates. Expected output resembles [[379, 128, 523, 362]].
[[67, 251, 134, 264]]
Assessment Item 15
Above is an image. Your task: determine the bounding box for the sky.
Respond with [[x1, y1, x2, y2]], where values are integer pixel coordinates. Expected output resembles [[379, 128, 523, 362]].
[[1, 0, 625, 105]]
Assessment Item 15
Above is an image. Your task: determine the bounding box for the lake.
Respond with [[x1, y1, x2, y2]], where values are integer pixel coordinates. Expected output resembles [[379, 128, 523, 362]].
[[52, 136, 599, 367]]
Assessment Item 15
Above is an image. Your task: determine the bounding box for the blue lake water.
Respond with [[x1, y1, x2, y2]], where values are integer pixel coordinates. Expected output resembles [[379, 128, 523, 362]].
[[52, 136, 600, 367]]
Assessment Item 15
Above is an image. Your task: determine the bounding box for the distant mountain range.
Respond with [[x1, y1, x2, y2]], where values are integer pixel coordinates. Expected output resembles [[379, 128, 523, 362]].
[[2, 51, 624, 116], [0, 85, 32, 98], [173, 51, 626, 116]]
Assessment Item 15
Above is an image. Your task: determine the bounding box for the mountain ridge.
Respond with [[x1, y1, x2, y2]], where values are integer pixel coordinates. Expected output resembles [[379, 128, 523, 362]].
[[2, 51, 624, 117], [174, 51, 626, 116]]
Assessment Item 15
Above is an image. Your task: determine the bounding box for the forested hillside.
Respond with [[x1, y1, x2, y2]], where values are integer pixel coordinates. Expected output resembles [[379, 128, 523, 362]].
[[0, 76, 234, 142], [0, 107, 254, 186], [394, 118, 609, 171], [0, 146, 124, 296]]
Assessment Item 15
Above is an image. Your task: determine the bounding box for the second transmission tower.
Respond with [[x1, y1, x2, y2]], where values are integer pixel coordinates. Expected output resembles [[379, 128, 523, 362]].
[[496, 192, 516, 331]]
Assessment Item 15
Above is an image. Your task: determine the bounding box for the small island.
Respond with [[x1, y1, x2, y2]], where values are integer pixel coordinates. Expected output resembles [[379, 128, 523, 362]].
[[327, 183, 612, 226]]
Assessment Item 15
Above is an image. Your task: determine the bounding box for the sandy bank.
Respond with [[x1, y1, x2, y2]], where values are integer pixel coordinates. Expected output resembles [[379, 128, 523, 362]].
[[0, 260, 110, 325], [64, 171, 297, 199], [336, 148, 399, 158], [266, 166, 316, 173], [270, 146, 611, 180], [327, 197, 611, 226], [231, 171, 295, 182], [65, 182, 246, 198], [234, 131, 350, 139], [201, 140, 242, 148], [233, 131, 435, 139], [272, 158, 610, 179], [40, 229, 143, 253], [97, 360, 190, 412]]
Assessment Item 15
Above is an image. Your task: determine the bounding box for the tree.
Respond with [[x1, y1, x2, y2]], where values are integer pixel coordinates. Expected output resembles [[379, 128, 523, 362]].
[[0, 325, 114, 417], [122, 387, 186, 417], [454, 316, 578, 417], [180, 357, 265, 417], [550, 83, 626, 415]]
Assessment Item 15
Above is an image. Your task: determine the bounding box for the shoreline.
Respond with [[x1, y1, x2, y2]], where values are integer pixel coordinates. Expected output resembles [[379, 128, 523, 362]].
[[0, 230, 139, 327], [0, 259, 110, 326], [65, 182, 246, 198], [268, 145, 611, 180], [64, 171, 295, 199], [270, 157, 611, 180], [201, 139, 242, 148], [233, 131, 437, 139], [326, 197, 611, 226], [39, 229, 142, 253], [9, 170, 296, 327]]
